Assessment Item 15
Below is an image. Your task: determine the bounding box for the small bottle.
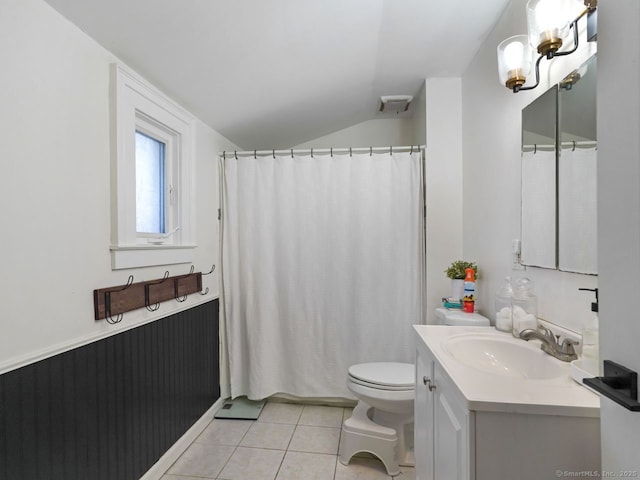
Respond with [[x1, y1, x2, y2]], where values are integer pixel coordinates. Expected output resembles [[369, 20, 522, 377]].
[[463, 268, 475, 313], [495, 276, 513, 332], [512, 278, 538, 337], [579, 288, 599, 375]]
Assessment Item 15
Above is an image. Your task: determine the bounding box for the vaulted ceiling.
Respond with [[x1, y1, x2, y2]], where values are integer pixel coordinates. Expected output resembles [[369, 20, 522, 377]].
[[44, 0, 510, 149]]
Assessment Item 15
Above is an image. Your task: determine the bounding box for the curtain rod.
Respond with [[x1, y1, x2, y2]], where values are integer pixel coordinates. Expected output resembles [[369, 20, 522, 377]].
[[523, 140, 597, 152], [218, 145, 425, 159]]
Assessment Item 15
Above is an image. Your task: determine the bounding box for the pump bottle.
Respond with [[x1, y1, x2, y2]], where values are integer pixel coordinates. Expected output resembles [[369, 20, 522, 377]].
[[579, 288, 599, 375]]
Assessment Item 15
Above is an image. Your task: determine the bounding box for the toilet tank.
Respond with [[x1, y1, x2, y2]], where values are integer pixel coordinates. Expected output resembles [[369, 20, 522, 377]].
[[434, 307, 490, 326]]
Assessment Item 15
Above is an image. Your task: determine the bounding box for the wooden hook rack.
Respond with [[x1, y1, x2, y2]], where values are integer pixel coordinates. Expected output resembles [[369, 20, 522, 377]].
[[93, 269, 203, 322]]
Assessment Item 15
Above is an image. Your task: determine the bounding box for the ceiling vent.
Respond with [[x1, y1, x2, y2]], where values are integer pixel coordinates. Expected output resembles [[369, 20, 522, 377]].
[[379, 95, 413, 113]]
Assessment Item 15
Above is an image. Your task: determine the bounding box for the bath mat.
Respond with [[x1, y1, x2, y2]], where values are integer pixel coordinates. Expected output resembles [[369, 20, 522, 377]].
[[214, 396, 266, 420]]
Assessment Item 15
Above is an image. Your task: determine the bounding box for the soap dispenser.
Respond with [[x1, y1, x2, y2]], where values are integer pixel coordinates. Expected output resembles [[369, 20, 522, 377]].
[[579, 287, 599, 375]]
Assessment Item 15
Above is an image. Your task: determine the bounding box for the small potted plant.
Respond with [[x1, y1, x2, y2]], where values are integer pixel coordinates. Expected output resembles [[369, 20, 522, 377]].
[[445, 260, 478, 301]]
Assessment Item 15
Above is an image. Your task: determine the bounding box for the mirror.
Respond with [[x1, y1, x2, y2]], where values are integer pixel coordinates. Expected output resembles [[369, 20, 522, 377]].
[[520, 54, 597, 274], [521, 86, 557, 269], [558, 55, 597, 274]]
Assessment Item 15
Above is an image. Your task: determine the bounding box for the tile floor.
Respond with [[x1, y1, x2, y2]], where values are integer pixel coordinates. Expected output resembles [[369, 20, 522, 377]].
[[162, 401, 415, 480]]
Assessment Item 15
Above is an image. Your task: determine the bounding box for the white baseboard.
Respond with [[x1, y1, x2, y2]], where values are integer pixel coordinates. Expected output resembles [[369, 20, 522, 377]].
[[140, 396, 227, 480]]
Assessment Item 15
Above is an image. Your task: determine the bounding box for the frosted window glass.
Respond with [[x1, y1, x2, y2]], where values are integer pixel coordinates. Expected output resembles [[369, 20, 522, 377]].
[[135, 131, 166, 234]]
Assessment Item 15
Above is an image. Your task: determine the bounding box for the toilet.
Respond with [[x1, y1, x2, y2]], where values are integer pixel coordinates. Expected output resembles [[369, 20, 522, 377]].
[[339, 308, 490, 475]]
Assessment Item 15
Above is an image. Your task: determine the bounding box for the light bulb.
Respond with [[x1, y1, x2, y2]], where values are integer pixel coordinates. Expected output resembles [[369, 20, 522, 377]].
[[504, 41, 525, 70], [497, 35, 532, 91], [535, 0, 563, 32]]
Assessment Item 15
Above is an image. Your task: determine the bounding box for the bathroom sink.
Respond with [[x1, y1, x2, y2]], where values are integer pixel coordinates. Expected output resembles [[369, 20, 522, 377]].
[[442, 333, 566, 380]]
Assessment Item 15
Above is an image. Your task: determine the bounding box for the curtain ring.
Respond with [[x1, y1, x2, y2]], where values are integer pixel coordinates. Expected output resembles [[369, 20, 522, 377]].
[[331, 147, 333, 157], [311, 148, 314, 158], [410, 145, 414, 154], [254, 150, 257, 159], [534, 144, 537, 154], [291, 148, 294, 158], [234, 150, 238, 160], [370, 146, 372, 156], [223, 151, 226, 160], [273, 149, 275, 159], [390, 146, 393, 156], [572, 141, 576, 151], [349, 147, 352, 157]]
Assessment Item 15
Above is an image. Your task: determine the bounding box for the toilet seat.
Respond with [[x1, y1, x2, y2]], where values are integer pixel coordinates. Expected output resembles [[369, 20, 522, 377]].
[[347, 362, 414, 391]]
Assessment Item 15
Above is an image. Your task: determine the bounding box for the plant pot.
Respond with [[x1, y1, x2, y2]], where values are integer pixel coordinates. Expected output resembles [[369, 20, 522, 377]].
[[451, 279, 464, 301]]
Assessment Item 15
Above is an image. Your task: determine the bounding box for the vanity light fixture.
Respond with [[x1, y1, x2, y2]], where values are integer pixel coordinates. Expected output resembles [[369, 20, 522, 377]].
[[497, 0, 597, 93]]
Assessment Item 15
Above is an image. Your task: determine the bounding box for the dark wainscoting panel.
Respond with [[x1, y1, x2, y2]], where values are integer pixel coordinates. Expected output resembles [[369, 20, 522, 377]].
[[0, 299, 220, 480]]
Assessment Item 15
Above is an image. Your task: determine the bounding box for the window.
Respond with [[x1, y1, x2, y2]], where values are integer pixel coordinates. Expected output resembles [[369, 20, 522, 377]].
[[135, 131, 166, 235], [110, 63, 196, 269]]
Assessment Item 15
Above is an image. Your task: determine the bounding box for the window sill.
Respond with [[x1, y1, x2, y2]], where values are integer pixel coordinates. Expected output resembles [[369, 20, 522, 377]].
[[110, 244, 197, 270]]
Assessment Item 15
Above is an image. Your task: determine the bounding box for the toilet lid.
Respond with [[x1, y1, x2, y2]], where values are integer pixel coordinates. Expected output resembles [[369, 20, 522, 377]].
[[443, 310, 490, 326], [348, 362, 414, 389]]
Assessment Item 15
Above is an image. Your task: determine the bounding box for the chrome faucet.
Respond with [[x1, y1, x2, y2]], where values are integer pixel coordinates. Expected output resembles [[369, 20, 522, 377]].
[[519, 325, 578, 362]]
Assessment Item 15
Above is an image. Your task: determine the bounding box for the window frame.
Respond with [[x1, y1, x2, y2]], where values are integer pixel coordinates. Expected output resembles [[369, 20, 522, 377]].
[[110, 63, 196, 270]]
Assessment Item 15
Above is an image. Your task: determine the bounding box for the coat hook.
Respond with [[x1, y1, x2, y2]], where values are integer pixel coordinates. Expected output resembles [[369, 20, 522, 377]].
[[104, 275, 134, 324], [199, 264, 215, 295], [174, 266, 195, 302], [145, 271, 170, 312]]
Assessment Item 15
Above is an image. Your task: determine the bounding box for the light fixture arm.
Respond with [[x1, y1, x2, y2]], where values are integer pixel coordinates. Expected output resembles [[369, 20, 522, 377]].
[[510, 6, 593, 93], [513, 54, 544, 92]]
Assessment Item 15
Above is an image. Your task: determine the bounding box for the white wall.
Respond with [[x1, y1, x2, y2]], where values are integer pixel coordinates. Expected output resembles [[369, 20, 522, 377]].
[[0, 0, 236, 373], [293, 117, 417, 149], [460, 0, 598, 333], [424, 78, 464, 322]]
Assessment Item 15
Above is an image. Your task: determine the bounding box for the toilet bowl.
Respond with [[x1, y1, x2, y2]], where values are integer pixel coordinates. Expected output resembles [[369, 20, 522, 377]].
[[339, 362, 415, 476], [340, 310, 490, 475]]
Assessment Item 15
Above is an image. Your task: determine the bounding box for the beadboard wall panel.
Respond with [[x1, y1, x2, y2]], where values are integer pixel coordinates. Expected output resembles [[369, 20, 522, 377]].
[[0, 299, 219, 480]]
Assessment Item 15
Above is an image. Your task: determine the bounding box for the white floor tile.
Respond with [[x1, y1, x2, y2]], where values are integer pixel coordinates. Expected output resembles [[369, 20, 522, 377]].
[[163, 401, 414, 480], [276, 451, 337, 480], [289, 425, 341, 455], [258, 402, 304, 424], [334, 456, 392, 479], [166, 442, 235, 478], [240, 422, 295, 450], [299, 405, 345, 428], [218, 446, 285, 480], [195, 419, 254, 446]]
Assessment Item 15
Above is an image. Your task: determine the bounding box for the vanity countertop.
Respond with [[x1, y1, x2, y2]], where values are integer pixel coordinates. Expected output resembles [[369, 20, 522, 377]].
[[414, 325, 600, 417]]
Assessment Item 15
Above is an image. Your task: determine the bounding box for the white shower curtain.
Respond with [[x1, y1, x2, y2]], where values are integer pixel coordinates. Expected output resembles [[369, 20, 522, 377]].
[[220, 150, 424, 400]]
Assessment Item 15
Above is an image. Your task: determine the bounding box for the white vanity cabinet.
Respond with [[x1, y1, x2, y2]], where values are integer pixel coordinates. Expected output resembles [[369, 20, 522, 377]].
[[416, 351, 472, 480], [414, 325, 601, 480]]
